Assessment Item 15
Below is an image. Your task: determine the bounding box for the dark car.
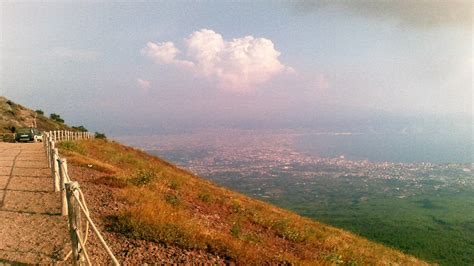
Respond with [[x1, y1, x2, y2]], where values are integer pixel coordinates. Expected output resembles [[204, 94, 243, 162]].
[[15, 127, 43, 142]]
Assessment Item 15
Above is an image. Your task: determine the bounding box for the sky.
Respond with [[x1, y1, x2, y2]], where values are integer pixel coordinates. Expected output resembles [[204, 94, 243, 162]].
[[0, 1, 472, 135]]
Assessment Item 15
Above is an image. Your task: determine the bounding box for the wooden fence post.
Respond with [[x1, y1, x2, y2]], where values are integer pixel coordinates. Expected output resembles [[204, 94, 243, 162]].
[[43, 134, 47, 153], [46, 138, 51, 166], [49, 141, 55, 173], [65, 182, 85, 265], [58, 158, 69, 216], [53, 148, 60, 192]]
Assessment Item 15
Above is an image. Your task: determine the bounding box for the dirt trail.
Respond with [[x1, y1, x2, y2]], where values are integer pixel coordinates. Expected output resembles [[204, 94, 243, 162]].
[[0, 142, 69, 264]]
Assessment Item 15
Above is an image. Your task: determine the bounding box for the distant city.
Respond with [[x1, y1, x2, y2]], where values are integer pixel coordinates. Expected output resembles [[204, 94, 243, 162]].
[[118, 128, 472, 202]]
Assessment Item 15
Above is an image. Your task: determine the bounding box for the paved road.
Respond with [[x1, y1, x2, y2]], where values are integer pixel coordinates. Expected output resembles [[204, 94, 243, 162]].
[[0, 142, 69, 264]]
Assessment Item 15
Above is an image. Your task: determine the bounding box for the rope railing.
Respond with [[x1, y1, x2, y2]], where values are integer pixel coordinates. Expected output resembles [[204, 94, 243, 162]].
[[43, 131, 119, 265]]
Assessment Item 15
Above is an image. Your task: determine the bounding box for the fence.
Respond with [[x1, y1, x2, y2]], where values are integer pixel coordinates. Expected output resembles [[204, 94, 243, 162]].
[[44, 131, 119, 265]]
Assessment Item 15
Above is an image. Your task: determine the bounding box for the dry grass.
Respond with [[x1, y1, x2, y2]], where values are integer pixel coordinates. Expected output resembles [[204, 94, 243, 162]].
[[59, 139, 429, 265]]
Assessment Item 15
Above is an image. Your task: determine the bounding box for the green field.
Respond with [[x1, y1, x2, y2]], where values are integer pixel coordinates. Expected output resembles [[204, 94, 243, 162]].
[[271, 185, 474, 265]]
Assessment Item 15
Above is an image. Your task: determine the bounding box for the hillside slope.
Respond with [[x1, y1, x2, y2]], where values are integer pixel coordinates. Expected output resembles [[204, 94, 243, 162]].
[[0, 96, 428, 264], [58, 139, 429, 265], [0, 96, 73, 133]]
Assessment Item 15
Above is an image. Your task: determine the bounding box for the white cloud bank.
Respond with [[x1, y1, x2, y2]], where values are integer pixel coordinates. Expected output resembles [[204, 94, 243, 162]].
[[141, 29, 292, 92]]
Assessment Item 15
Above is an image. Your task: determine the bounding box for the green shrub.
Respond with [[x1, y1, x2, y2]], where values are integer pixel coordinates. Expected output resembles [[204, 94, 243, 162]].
[[50, 113, 65, 123], [2, 134, 15, 143], [72, 125, 88, 132], [129, 169, 156, 186], [95, 132, 107, 139], [230, 222, 242, 237], [198, 193, 214, 203], [169, 179, 180, 190], [230, 201, 243, 213], [165, 194, 180, 206]]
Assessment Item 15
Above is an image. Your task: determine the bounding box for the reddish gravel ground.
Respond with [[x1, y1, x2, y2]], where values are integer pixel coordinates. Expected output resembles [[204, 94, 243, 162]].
[[68, 165, 229, 264]]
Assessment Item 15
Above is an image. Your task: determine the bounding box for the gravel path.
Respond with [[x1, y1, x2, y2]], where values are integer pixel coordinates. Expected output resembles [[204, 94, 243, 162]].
[[0, 142, 70, 264]]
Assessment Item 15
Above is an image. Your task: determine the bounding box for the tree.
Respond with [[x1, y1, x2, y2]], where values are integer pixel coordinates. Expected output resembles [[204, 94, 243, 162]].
[[94, 132, 107, 140], [49, 113, 64, 123], [35, 109, 44, 115]]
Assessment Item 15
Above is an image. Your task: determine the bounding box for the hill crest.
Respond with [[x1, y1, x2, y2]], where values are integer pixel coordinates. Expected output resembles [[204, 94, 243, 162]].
[[0, 96, 74, 134]]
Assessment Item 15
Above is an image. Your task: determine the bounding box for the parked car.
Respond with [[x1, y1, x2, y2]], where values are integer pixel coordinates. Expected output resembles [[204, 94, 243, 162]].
[[15, 127, 43, 142]]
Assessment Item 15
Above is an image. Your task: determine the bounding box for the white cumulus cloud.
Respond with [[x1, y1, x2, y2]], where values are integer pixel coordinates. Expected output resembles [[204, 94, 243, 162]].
[[141, 42, 194, 69], [141, 29, 292, 92]]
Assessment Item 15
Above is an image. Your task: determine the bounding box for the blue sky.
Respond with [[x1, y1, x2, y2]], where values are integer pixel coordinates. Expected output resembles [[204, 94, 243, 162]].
[[1, 1, 472, 134]]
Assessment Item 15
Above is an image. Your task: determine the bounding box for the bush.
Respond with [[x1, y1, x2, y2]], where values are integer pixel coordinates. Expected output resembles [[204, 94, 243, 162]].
[[129, 169, 156, 186], [230, 222, 242, 237], [35, 109, 44, 115], [72, 125, 88, 132], [169, 179, 180, 190], [165, 194, 180, 206], [50, 113, 65, 123], [198, 193, 214, 203], [2, 134, 15, 143], [95, 132, 107, 140]]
